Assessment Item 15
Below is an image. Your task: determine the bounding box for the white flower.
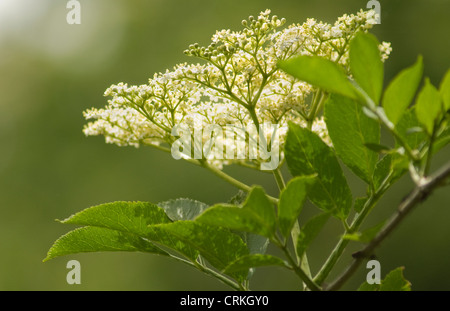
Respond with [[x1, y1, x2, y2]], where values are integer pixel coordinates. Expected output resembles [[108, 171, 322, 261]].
[[83, 9, 388, 170]]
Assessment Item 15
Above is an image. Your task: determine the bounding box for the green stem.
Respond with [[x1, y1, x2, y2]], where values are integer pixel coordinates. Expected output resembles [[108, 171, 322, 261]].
[[422, 124, 437, 177], [167, 254, 243, 291], [273, 168, 286, 191], [314, 176, 391, 285], [327, 160, 450, 291], [276, 239, 321, 291], [193, 260, 244, 291], [306, 91, 319, 129], [290, 220, 313, 290], [248, 106, 261, 130]]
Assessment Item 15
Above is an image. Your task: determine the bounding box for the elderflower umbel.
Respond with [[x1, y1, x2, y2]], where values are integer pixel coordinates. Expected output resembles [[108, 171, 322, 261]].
[[83, 9, 390, 171]]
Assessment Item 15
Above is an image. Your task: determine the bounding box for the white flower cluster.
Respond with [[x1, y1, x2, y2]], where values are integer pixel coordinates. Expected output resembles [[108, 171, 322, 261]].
[[276, 9, 391, 72], [83, 9, 390, 170]]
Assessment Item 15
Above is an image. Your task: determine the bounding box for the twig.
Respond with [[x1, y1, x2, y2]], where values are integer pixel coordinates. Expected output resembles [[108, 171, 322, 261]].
[[326, 161, 450, 291]]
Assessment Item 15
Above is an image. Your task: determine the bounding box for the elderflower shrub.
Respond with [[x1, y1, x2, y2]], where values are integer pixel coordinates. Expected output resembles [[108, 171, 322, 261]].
[[46, 7, 450, 292], [83, 9, 390, 170]]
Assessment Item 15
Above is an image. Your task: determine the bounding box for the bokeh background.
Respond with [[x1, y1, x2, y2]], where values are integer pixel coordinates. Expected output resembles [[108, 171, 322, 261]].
[[0, 0, 449, 291]]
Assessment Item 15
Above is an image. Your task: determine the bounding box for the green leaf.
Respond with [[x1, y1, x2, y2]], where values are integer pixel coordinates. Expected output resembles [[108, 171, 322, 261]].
[[60, 201, 171, 236], [342, 221, 385, 243], [372, 155, 392, 191], [223, 254, 288, 275], [226, 190, 270, 276], [151, 221, 249, 281], [440, 69, 450, 111], [158, 198, 209, 221], [195, 187, 276, 239], [236, 232, 268, 255], [358, 267, 412, 291], [416, 78, 443, 134], [325, 94, 380, 184], [278, 175, 316, 238], [349, 32, 384, 104], [396, 108, 427, 149], [278, 55, 359, 100], [433, 126, 450, 154], [285, 122, 353, 219], [43, 226, 166, 262], [379, 267, 412, 291], [382, 55, 424, 125], [373, 109, 423, 191], [372, 153, 409, 191], [296, 212, 330, 258], [358, 281, 379, 291], [145, 225, 199, 261], [57, 201, 199, 261], [234, 232, 269, 280]]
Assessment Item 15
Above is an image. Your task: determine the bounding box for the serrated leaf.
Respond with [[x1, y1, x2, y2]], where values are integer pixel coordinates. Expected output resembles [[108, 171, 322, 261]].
[[382, 55, 424, 124], [226, 191, 269, 260], [285, 122, 353, 219], [440, 69, 450, 111], [43, 226, 166, 262], [358, 281, 379, 291], [358, 267, 412, 291], [151, 221, 249, 281], [325, 94, 380, 184], [296, 212, 330, 258], [342, 221, 385, 243], [59, 201, 198, 261], [349, 32, 384, 104], [278, 56, 359, 100], [416, 78, 443, 134], [195, 187, 276, 239], [145, 225, 199, 261], [158, 198, 209, 221], [223, 254, 288, 275], [61, 201, 171, 236], [379, 267, 411, 291], [278, 175, 316, 238]]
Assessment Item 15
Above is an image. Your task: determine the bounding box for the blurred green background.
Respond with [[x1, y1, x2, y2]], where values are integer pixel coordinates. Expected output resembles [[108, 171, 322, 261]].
[[0, 0, 449, 291]]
